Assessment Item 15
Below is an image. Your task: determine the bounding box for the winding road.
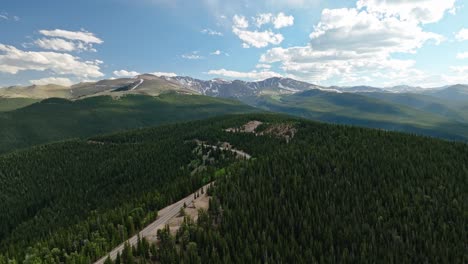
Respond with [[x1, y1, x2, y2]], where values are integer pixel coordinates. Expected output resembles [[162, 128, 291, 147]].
[[94, 145, 250, 263], [94, 183, 210, 264], [205, 144, 252, 160]]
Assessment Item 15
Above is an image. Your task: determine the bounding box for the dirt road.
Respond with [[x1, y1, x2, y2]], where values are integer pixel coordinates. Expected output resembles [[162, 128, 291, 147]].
[[94, 183, 210, 264]]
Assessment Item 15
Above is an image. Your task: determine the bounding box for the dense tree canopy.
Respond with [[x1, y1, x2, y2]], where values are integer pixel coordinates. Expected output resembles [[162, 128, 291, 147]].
[[0, 114, 466, 263]]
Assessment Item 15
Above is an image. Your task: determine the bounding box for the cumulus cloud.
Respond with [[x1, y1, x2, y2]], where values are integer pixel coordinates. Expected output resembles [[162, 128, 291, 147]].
[[39, 29, 103, 44], [309, 8, 443, 53], [258, 0, 450, 85], [233, 28, 284, 48], [232, 13, 292, 48], [150, 71, 178, 77], [34, 38, 75, 52], [233, 15, 249, 29], [29, 77, 74, 86], [255, 13, 273, 27], [211, 50, 222, 55], [34, 38, 98, 52], [272, 12, 294, 29], [35, 29, 102, 52], [0, 44, 104, 78], [201, 28, 223, 36], [254, 13, 294, 29], [207, 68, 282, 80], [455, 28, 468, 41], [356, 0, 456, 24], [113, 70, 140, 77]]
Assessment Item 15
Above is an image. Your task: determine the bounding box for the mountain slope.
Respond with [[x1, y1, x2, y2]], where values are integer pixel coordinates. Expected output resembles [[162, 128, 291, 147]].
[[0, 98, 40, 112], [249, 89, 468, 141], [2, 74, 468, 145], [0, 84, 72, 99], [165, 76, 321, 98], [357, 92, 466, 121], [423, 84, 468, 102], [0, 93, 258, 153]]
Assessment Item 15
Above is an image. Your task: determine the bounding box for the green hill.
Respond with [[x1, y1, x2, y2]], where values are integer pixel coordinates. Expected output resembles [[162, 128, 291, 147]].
[[0, 98, 40, 112], [173, 116, 467, 263], [0, 93, 257, 153], [0, 114, 466, 263], [246, 90, 468, 141], [358, 92, 466, 122]]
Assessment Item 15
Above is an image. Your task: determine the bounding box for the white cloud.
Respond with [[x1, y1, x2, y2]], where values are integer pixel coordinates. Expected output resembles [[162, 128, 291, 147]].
[[232, 13, 292, 48], [182, 54, 203, 59], [233, 15, 249, 29], [113, 70, 140, 77], [309, 8, 443, 54], [39, 29, 103, 44], [356, 0, 456, 24], [233, 27, 284, 48], [272, 12, 294, 29], [455, 28, 468, 41], [207, 68, 282, 80], [0, 15, 7, 20], [456, 52, 468, 59], [150, 71, 178, 77], [210, 50, 229, 56], [255, 13, 273, 27], [0, 44, 104, 78], [256, 63, 272, 69], [181, 51, 204, 60], [34, 38, 78, 52], [35, 29, 102, 52], [258, 3, 446, 85], [29, 77, 74, 86], [254, 13, 294, 29], [201, 28, 223, 36]]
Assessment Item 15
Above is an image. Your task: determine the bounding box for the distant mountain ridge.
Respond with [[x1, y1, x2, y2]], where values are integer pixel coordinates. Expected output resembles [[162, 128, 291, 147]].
[[1, 74, 468, 144], [1, 73, 467, 101]]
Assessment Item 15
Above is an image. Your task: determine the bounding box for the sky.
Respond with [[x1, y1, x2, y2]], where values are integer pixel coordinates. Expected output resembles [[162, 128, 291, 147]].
[[0, 0, 467, 88]]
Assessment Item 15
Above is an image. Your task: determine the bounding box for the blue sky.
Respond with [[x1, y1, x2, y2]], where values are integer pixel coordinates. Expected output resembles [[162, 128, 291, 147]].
[[1, 0, 467, 87]]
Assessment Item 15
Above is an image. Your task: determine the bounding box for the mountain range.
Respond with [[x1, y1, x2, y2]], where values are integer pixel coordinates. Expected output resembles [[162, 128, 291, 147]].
[[3, 74, 467, 100], [1, 74, 468, 153]]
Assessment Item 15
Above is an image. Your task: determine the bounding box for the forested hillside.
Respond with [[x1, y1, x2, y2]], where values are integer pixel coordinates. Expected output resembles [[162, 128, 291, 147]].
[[170, 122, 468, 263], [247, 91, 468, 142], [0, 93, 257, 153], [0, 114, 466, 263]]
